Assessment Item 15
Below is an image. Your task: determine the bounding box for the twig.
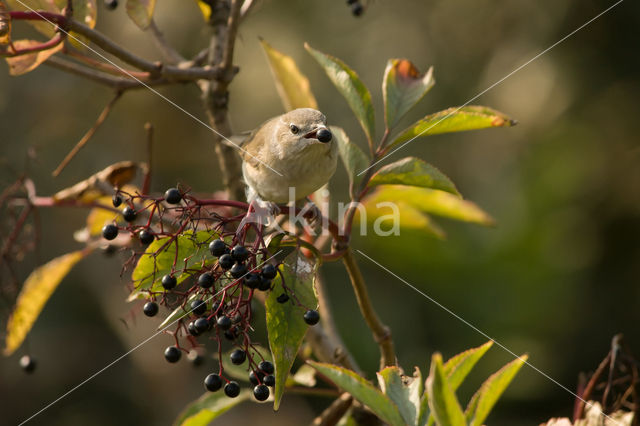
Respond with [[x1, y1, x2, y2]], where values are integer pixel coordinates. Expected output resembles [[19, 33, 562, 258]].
[[142, 123, 153, 194], [147, 19, 184, 64], [575, 353, 612, 421], [239, 0, 257, 22], [5, 32, 65, 56], [342, 248, 395, 368], [44, 56, 156, 89], [312, 392, 353, 426], [52, 90, 123, 176]]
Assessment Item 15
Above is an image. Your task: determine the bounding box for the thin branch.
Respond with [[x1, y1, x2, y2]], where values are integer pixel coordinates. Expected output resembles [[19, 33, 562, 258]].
[[5, 32, 65, 56], [312, 392, 353, 426], [44, 56, 153, 89], [52, 91, 123, 176], [221, 0, 242, 72], [147, 19, 184, 64], [239, 0, 257, 22], [342, 248, 395, 368], [64, 49, 150, 79]]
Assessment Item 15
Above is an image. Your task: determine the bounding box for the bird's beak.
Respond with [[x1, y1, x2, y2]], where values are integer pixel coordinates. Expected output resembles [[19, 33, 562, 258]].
[[304, 126, 332, 143]]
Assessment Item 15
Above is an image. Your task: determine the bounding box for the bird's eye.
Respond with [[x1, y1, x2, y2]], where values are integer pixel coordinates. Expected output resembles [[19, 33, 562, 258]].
[[290, 124, 299, 134]]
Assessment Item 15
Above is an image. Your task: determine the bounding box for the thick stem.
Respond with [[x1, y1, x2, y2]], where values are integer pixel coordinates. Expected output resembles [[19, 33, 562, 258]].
[[342, 249, 395, 368], [200, 0, 245, 201]]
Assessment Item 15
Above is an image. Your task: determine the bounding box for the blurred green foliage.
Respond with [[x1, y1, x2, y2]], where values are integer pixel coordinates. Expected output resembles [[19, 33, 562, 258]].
[[1, 0, 639, 424]]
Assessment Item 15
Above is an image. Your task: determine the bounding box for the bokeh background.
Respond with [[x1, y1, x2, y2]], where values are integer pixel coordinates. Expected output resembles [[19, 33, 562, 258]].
[[1, 0, 639, 424]]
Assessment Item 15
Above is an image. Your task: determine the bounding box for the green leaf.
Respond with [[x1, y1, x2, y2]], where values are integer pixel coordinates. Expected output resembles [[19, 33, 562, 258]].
[[426, 353, 466, 426], [417, 392, 430, 426], [377, 366, 423, 426], [383, 59, 435, 130], [305, 43, 375, 143], [390, 106, 516, 148], [174, 389, 252, 426], [465, 355, 528, 426], [131, 231, 218, 293], [332, 126, 369, 195], [444, 341, 493, 392], [308, 361, 405, 426], [368, 157, 460, 196], [265, 249, 318, 410], [260, 38, 318, 111], [5, 39, 63, 76], [364, 185, 494, 226], [4, 250, 87, 355], [156, 294, 198, 330], [126, 0, 156, 29]]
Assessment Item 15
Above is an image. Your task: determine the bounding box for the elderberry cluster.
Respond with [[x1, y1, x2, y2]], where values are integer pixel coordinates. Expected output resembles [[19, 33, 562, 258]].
[[100, 187, 320, 401]]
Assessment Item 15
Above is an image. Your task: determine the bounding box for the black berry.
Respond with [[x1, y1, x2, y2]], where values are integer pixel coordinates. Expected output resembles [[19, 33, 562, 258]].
[[263, 374, 275, 387], [102, 224, 118, 241], [198, 272, 214, 289], [191, 299, 206, 316], [161, 274, 177, 290], [204, 373, 223, 392], [104, 0, 118, 10], [209, 239, 227, 257], [317, 128, 332, 143], [249, 370, 264, 385], [139, 230, 154, 245], [19, 355, 36, 373], [230, 245, 249, 262], [303, 309, 320, 325], [258, 277, 272, 291], [261, 264, 277, 280], [224, 328, 237, 341], [188, 321, 200, 336], [164, 346, 181, 363], [253, 384, 270, 401], [351, 3, 363, 16], [194, 317, 210, 334], [216, 315, 232, 331], [122, 206, 137, 222], [230, 262, 247, 279], [259, 360, 274, 375], [224, 381, 241, 398], [276, 293, 289, 304], [112, 194, 122, 207], [143, 301, 158, 317], [244, 273, 261, 289], [230, 349, 246, 365], [218, 254, 234, 270], [164, 188, 182, 204]]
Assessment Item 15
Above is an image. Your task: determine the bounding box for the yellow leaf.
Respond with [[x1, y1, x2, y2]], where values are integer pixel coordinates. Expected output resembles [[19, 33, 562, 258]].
[[5, 0, 60, 37], [6, 39, 63, 76], [260, 39, 318, 111], [196, 0, 211, 21], [0, 2, 12, 46], [86, 197, 119, 235], [52, 161, 141, 203], [4, 250, 87, 356]]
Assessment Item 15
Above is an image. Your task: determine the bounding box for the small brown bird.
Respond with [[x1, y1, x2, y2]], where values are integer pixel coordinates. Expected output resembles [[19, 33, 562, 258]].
[[238, 108, 337, 211]]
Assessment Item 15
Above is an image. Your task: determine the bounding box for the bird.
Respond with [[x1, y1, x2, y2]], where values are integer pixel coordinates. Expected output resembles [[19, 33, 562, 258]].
[[237, 108, 337, 220]]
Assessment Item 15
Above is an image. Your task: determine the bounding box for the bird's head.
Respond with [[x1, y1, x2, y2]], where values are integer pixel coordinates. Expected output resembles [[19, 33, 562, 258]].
[[273, 108, 333, 155]]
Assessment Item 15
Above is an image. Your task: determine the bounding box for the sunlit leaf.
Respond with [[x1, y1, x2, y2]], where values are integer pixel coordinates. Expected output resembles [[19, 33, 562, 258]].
[[195, 0, 211, 21], [265, 249, 318, 410], [308, 361, 405, 426], [305, 43, 375, 143], [465, 355, 527, 426], [444, 341, 493, 392], [260, 38, 318, 111], [174, 389, 252, 426], [131, 231, 218, 293], [377, 366, 423, 426], [126, 0, 156, 29], [360, 197, 446, 239], [368, 157, 459, 196], [6, 0, 60, 37], [4, 250, 87, 355], [383, 59, 435, 130], [288, 363, 317, 387], [426, 353, 466, 426], [364, 185, 494, 226], [5, 39, 62, 76], [390, 106, 516, 148], [52, 161, 141, 203], [332, 126, 369, 195]]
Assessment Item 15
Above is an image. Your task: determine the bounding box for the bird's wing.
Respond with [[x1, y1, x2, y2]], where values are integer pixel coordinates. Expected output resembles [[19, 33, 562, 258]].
[[238, 117, 275, 168]]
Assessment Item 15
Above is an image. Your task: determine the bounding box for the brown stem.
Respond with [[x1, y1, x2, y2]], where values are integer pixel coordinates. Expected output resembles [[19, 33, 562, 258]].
[[342, 249, 395, 368], [147, 19, 184, 64], [312, 392, 353, 426], [200, 0, 245, 201], [6, 32, 65, 56], [52, 90, 123, 176]]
